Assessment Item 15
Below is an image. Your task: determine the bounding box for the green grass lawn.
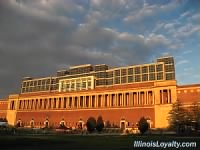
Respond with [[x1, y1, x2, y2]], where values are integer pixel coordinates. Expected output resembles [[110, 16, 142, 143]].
[[0, 134, 199, 150]]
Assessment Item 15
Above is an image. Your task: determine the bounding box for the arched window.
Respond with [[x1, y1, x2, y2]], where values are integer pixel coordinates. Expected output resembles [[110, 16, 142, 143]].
[[44, 119, 49, 128], [59, 119, 66, 129], [16, 119, 22, 127], [30, 119, 34, 128]]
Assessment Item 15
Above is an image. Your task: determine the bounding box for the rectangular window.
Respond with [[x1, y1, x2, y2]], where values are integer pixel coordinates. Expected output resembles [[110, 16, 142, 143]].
[[149, 65, 155, 72], [107, 71, 113, 78], [149, 73, 155, 80], [156, 64, 163, 72], [165, 65, 174, 72], [135, 75, 141, 82], [33, 81, 37, 86], [115, 70, 120, 76], [107, 79, 113, 85], [88, 81, 91, 87], [157, 72, 163, 80], [121, 69, 127, 76], [96, 72, 107, 78], [27, 82, 30, 87], [135, 67, 141, 74], [128, 68, 133, 75], [128, 76, 133, 83], [82, 82, 86, 88], [166, 73, 174, 80], [96, 79, 106, 86], [121, 76, 127, 83], [142, 66, 148, 74], [142, 74, 148, 81], [71, 83, 75, 89], [114, 77, 120, 84]]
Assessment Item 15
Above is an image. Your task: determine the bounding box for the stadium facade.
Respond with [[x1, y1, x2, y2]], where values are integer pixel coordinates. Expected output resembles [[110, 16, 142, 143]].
[[0, 56, 199, 129]]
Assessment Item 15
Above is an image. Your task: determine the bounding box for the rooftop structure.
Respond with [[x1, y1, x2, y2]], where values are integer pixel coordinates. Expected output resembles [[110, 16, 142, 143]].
[[21, 56, 175, 93]]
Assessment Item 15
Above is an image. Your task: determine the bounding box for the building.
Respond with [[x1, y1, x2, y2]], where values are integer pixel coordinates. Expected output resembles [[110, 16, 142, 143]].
[[0, 56, 199, 129]]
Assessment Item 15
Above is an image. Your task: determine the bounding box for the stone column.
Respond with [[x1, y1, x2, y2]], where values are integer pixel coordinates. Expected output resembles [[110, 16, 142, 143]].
[[167, 89, 170, 104], [83, 96, 86, 108], [102, 95, 105, 108], [86, 80, 88, 90], [108, 94, 111, 107], [161, 90, 163, 104], [130, 92, 133, 106], [89, 95, 92, 108], [115, 93, 118, 107], [152, 91, 155, 105], [59, 81, 62, 92], [71, 97, 74, 108], [122, 94, 124, 107]]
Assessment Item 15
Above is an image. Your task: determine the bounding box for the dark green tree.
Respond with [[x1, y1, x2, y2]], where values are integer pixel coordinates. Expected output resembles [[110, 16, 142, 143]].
[[190, 102, 200, 130], [138, 117, 149, 135], [168, 100, 185, 133], [86, 117, 96, 132], [96, 116, 104, 132]]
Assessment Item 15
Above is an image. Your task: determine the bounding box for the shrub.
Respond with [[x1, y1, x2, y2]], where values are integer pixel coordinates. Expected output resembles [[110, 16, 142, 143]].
[[96, 116, 104, 132], [86, 117, 96, 132], [138, 117, 149, 135]]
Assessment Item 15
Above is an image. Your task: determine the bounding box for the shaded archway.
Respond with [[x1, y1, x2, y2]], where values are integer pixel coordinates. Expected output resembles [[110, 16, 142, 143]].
[[120, 118, 127, 130], [16, 119, 22, 127], [78, 118, 84, 129], [30, 119, 34, 128], [44, 118, 49, 128]]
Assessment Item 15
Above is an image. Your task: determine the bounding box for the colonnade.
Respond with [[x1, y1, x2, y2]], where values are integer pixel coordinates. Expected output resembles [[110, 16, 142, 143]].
[[17, 90, 157, 110], [12, 89, 172, 111]]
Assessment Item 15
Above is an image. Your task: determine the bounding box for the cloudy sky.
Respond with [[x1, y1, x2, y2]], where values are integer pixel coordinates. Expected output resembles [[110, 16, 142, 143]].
[[0, 0, 199, 98]]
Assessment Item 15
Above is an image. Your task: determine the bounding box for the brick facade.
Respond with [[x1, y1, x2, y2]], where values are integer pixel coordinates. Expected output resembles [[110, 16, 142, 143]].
[[1, 82, 199, 129]]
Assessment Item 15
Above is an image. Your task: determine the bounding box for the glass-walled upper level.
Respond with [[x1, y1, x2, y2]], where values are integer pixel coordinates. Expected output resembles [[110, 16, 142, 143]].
[[21, 56, 175, 93]]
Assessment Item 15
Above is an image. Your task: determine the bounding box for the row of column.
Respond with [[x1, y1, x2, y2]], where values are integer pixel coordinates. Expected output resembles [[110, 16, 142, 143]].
[[160, 89, 171, 104], [17, 90, 156, 110]]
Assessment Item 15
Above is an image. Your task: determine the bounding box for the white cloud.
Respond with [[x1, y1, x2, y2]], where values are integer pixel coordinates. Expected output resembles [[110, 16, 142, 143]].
[[183, 50, 192, 55], [124, 1, 177, 23], [173, 24, 200, 38], [191, 13, 200, 21], [183, 67, 192, 72], [176, 60, 189, 66], [164, 23, 175, 29], [180, 11, 191, 19]]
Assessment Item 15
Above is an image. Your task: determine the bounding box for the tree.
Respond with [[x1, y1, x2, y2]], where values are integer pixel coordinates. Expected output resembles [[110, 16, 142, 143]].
[[138, 117, 149, 135], [168, 100, 186, 133], [86, 117, 96, 132], [96, 116, 104, 132], [190, 102, 200, 130]]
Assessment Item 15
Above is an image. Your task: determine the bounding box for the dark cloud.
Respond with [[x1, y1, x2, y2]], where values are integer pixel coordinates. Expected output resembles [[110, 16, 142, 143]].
[[0, 0, 181, 98]]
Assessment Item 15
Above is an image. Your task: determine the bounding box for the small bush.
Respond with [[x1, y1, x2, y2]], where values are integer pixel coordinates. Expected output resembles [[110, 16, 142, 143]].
[[86, 117, 96, 132], [138, 117, 149, 135], [96, 116, 104, 132]]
